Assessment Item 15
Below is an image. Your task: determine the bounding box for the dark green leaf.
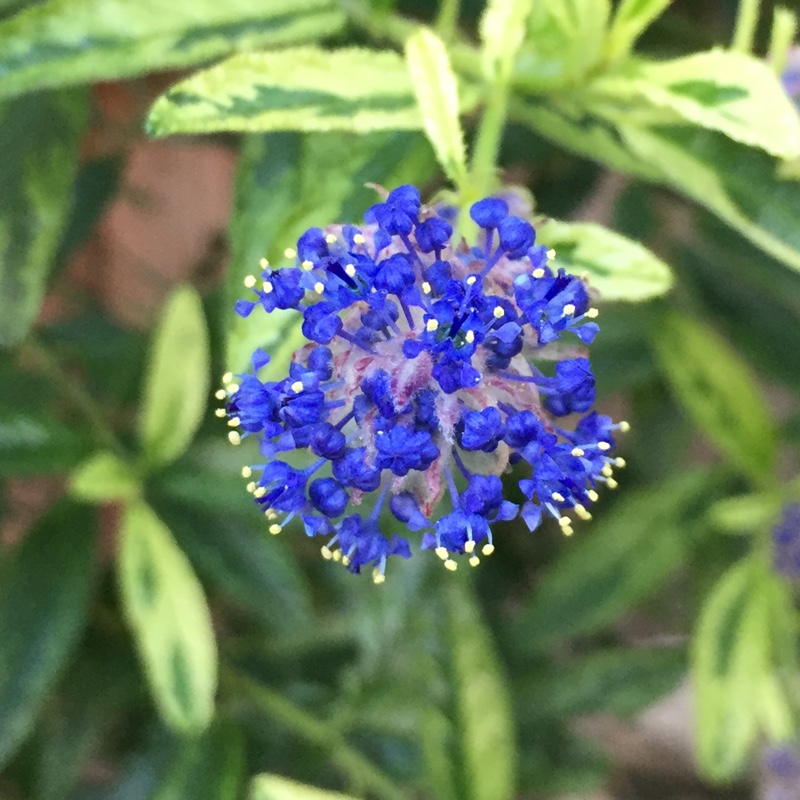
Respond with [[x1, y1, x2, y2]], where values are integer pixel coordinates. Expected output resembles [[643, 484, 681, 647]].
[[517, 646, 686, 721], [0, 89, 88, 348], [651, 310, 775, 482], [0, 0, 345, 99], [0, 500, 96, 768], [511, 471, 714, 654]]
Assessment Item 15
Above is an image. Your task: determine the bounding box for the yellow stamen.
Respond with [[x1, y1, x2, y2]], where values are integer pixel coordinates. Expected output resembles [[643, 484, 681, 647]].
[[215, 389, 227, 400], [246, 481, 256, 493], [421, 281, 432, 295], [373, 572, 386, 584], [469, 556, 480, 567], [574, 504, 592, 520], [619, 420, 630, 433], [301, 260, 314, 271], [228, 431, 241, 445], [253, 487, 266, 498], [332, 550, 342, 562], [435, 546, 448, 561], [466, 275, 477, 285], [314, 281, 325, 294], [325, 233, 337, 244], [214, 408, 226, 418], [353, 233, 365, 245], [291, 380, 304, 393], [345, 263, 356, 278], [227, 417, 240, 427], [263, 281, 273, 294], [444, 559, 458, 571], [615, 457, 626, 468], [243, 275, 257, 289], [493, 306, 505, 319], [587, 489, 599, 502], [607, 478, 619, 490], [571, 447, 585, 457], [426, 319, 439, 332], [226, 383, 240, 394], [482, 543, 495, 556], [284, 247, 296, 259], [321, 546, 333, 560], [259, 258, 269, 270], [241, 466, 252, 478], [598, 441, 611, 451], [602, 464, 613, 478], [341, 555, 350, 567], [465, 330, 475, 344], [547, 248, 556, 260], [464, 540, 475, 554], [585, 308, 599, 319], [222, 372, 233, 385], [532, 268, 545, 279], [563, 303, 576, 316], [551, 492, 565, 503]]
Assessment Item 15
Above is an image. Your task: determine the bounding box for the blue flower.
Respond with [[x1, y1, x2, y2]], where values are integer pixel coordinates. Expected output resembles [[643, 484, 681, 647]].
[[220, 185, 628, 582], [772, 503, 800, 577]]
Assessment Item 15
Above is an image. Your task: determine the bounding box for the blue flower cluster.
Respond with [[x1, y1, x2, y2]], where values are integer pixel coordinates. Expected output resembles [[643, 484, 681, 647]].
[[773, 503, 800, 577], [220, 185, 627, 582]]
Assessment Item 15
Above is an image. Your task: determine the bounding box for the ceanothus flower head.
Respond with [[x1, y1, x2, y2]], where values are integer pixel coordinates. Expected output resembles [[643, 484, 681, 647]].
[[219, 185, 628, 583]]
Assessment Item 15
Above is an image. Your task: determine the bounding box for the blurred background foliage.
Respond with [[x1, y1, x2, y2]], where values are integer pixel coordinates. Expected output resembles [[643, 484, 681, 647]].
[[1, 0, 800, 799]]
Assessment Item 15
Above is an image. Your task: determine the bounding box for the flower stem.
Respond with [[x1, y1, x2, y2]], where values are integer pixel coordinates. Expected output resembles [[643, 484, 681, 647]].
[[436, 0, 460, 42], [222, 666, 408, 800], [769, 6, 797, 76], [732, 0, 762, 53], [23, 338, 126, 457]]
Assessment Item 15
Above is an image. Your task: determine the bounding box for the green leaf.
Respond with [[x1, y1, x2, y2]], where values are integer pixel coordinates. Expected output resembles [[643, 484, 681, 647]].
[[511, 471, 713, 654], [0, 0, 345, 99], [537, 219, 673, 301], [517, 646, 686, 721], [70, 451, 140, 503], [225, 131, 437, 372], [118, 500, 217, 734], [405, 29, 467, 185], [148, 47, 423, 138], [605, 0, 673, 60], [448, 579, 516, 800], [693, 562, 796, 781], [250, 775, 357, 800], [0, 501, 96, 768], [651, 310, 775, 482], [419, 708, 459, 800], [479, 0, 534, 83], [514, 0, 610, 91], [139, 285, 210, 470], [0, 89, 88, 348], [0, 409, 93, 476], [590, 50, 800, 158], [707, 493, 782, 534]]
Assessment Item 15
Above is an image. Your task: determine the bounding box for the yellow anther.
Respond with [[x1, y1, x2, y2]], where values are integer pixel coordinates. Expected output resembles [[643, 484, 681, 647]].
[[228, 431, 241, 446], [563, 303, 576, 316], [482, 543, 495, 556], [435, 546, 449, 561], [321, 546, 332, 560], [341, 555, 351, 567], [580, 270, 589, 280], [314, 281, 325, 294], [266, 509, 278, 520], [345, 263, 357, 278], [558, 516, 572, 529], [214, 408, 226, 418], [301, 259, 314, 271], [619, 420, 630, 433], [373, 573, 386, 585], [426, 319, 439, 332], [607, 478, 619, 490], [241, 466, 252, 478], [587, 489, 599, 502], [246, 481, 256, 493], [215, 389, 227, 400], [228, 417, 240, 427], [262, 281, 274, 294], [615, 457, 626, 468], [226, 383, 240, 394], [244, 274, 257, 289], [332, 550, 342, 562], [574, 504, 592, 521], [464, 540, 476, 554], [562, 524, 574, 537], [444, 559, 458, 571], [602, 464, 613, 478], [421, 281, 432, 294], [284, 247, 296, 259], [291, 380, 304, 393], [466, 275, 477, 285], [571, 447, 585, 457], [254, 487, 266, 498], [325, 233, 338, 244], [547, 248, 556, 260], [469, 556, 480, 567], [532, 268, 545, 279], [598, 441, 611, 451], [222, 372, 233, 385], [465, 330, 475, 344], [551, 492, 565, 503], [353, 233, 365, 245], [259, 257, 269, 270], [585, 308, 599, 319], [493, 306, 505, 318]]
